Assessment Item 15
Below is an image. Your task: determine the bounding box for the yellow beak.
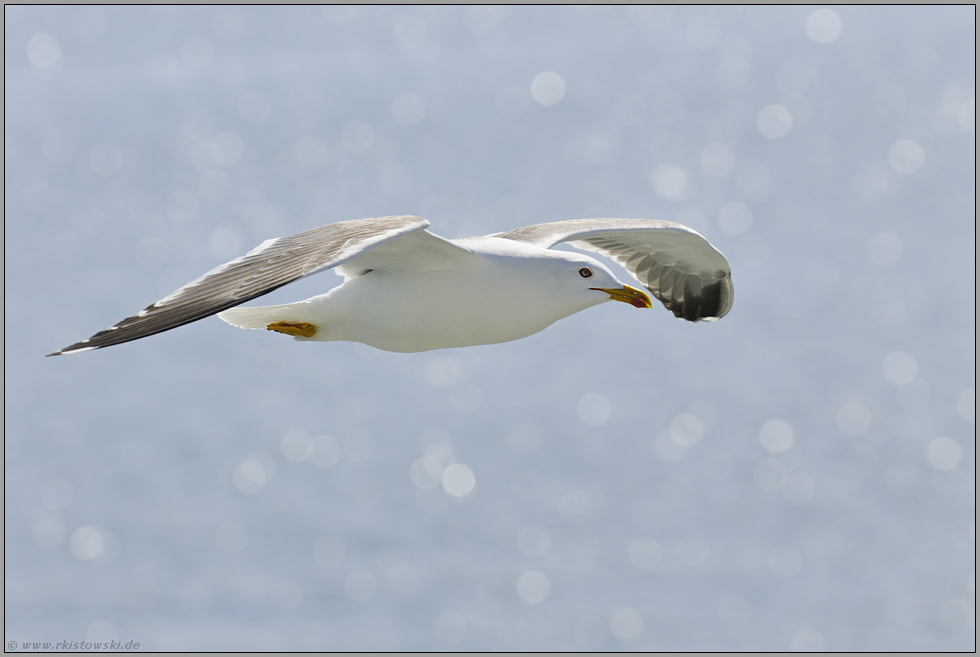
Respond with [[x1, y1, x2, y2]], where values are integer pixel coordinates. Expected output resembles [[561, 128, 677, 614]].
[[591, 284, 653, 309]]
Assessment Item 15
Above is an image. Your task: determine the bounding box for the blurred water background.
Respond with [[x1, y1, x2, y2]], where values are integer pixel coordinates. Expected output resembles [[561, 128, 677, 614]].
[[4, 5, 975, 651]]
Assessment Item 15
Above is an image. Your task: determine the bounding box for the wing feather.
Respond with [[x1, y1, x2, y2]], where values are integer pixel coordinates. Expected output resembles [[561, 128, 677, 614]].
[[492, 218, 733, 322], [48, 215, 455, 355]]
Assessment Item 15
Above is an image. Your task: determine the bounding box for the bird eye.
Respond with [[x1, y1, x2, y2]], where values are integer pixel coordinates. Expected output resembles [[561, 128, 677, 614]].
[[578, 268, 593, 278]]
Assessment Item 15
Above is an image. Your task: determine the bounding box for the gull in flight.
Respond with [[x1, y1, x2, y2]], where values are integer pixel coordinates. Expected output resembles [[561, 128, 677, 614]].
[[48, 216, 733, 356]]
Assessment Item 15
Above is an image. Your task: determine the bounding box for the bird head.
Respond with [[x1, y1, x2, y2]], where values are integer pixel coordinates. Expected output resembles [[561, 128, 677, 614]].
[[549, 252, 652, 311]]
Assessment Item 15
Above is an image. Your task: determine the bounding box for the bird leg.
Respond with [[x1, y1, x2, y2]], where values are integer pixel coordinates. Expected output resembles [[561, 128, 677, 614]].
[[267, 321, 318, 338]]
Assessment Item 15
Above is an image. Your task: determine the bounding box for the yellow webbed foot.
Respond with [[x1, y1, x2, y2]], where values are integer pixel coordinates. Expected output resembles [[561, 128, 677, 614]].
[[267, 321, 318, 338]]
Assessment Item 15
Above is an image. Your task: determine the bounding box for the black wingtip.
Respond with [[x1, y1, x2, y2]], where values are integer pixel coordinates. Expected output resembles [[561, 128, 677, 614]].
[[659, 278, 734, 323], [44, 342, 97, 357]]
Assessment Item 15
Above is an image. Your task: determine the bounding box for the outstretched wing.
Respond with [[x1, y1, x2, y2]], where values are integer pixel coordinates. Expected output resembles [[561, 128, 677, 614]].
[[493, 219, 733, 322], [48, 215, 469, 356]]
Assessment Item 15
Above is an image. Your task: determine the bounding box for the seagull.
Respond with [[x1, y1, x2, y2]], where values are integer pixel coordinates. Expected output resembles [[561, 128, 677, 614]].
[[47, 216, 733, 356]]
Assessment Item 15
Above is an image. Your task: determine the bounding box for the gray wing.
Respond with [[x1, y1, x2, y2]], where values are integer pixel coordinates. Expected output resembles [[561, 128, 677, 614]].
[[48, 215, 461, 356], [493, 219, 733, 322]]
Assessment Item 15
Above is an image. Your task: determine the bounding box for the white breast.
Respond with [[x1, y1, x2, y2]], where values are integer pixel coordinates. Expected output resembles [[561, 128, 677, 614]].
[[308, 251, 599, 352]]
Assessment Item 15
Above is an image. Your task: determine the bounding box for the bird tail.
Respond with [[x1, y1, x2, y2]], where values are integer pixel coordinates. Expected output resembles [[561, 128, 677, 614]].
[[218, 304, 318, 332]]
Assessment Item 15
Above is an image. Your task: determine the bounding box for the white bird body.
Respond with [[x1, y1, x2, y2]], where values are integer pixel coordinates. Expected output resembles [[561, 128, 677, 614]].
[[48, 216, 734, 357], [220, 237, 622, 352]]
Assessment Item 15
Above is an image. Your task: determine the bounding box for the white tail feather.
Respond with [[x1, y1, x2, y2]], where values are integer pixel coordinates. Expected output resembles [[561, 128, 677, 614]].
[[218, 304, 315, 330]]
